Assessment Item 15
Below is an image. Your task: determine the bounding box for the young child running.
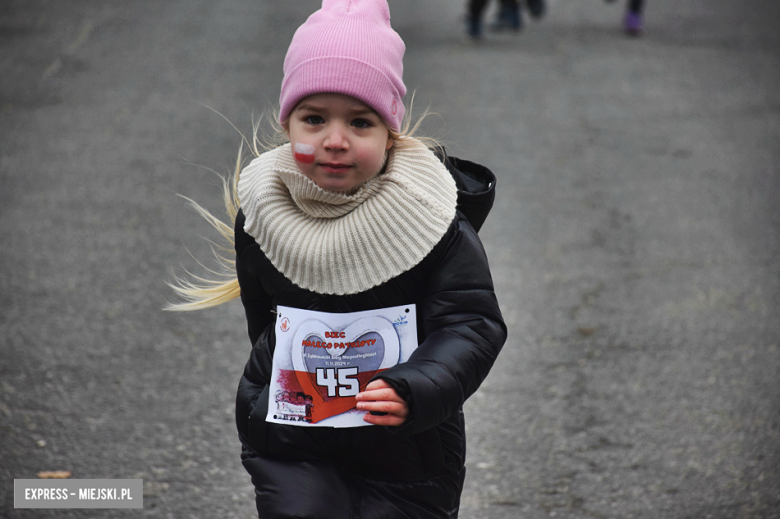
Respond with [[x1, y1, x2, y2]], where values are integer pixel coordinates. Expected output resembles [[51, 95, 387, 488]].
[[169, 1, 507, 517]]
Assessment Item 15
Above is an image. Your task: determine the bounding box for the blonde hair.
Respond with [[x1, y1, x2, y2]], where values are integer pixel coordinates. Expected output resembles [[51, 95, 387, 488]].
[[165, 98, 439, 311]]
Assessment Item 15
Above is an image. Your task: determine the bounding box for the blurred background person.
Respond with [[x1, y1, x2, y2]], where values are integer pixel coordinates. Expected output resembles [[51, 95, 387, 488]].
[[467, 0, 546, 38]]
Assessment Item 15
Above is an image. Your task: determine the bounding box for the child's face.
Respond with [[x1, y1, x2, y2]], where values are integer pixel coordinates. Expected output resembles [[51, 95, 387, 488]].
[[285, 93, 394, 193]]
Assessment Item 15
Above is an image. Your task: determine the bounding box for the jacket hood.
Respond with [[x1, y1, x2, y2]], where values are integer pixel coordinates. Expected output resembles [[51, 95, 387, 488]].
[[435, 147, 497, 233]]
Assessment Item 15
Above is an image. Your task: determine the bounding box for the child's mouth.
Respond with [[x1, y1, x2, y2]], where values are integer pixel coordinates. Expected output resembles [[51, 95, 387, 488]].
[[320, 163, 351, 173]]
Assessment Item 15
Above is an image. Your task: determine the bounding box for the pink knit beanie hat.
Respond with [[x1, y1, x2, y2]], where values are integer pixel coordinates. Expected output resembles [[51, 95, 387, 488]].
[[279, 0, 407, 131]]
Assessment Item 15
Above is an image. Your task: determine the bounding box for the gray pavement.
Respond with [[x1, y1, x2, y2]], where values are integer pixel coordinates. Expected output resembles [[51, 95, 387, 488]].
[[1, 0, 778, 518]]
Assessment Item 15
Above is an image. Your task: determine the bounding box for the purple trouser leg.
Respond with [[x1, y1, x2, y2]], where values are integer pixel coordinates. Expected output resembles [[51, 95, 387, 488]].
[[624, 0, 644, 34]]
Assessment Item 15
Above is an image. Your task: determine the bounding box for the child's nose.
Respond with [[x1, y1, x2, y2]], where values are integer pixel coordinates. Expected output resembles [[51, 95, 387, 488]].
[[324, 124, 349, 151]]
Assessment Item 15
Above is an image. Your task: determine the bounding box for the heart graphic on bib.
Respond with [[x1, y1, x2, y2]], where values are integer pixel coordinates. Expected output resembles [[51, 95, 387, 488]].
[[291, 316, 400, 423]]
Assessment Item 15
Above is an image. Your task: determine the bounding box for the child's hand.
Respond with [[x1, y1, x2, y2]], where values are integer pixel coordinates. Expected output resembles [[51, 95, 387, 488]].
[[355, 379, 409, 427]]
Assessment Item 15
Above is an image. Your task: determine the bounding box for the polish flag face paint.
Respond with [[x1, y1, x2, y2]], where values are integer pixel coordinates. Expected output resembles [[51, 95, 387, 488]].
[[294, 143, 315, 164]]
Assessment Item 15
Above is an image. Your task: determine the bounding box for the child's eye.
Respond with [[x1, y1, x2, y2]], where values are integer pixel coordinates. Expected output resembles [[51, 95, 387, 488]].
[[304, 115, 324, 125], [352, 118, 372, 129]]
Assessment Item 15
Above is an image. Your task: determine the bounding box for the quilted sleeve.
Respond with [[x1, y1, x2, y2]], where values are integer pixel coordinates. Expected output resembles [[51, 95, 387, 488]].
[[376, 217, 507, 435]]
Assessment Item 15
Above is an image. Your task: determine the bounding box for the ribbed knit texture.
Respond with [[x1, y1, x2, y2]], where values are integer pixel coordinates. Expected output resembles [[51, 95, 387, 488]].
[[279, 0, 406, 130], [237, 139, 457, 295]]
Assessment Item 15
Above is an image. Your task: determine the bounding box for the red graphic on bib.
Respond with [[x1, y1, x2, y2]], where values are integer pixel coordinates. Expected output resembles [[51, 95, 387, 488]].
[[279, 368, 383, 423]]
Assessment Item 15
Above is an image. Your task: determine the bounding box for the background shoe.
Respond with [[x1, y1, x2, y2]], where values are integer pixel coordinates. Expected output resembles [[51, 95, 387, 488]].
[[466, 15, 483, 38], [624, 11, 642, 35], [526, 0, 546, 19], [490, 2, 523, 31]]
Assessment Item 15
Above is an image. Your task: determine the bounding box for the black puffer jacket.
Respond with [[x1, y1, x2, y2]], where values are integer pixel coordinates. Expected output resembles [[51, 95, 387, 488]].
[[234, 154, 507, 519]]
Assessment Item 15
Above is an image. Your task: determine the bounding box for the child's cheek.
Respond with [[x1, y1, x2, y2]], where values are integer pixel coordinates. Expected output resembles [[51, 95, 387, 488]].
[[355, 148, 384, 176], [294, 142, 315, 164]]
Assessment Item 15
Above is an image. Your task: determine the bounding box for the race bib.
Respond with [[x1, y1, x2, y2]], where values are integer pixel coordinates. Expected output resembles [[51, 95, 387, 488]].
[[267, 305, 418, 428]]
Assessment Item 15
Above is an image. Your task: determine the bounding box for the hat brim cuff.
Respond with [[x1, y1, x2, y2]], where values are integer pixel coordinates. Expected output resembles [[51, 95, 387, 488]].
[[280, 57, 405, 131]]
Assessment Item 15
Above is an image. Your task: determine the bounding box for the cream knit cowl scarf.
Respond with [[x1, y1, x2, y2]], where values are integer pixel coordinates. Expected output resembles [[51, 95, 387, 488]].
[[237, 138, 458, 295]]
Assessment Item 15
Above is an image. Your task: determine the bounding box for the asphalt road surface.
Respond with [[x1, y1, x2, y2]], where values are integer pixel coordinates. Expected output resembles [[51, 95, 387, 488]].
[[1, 0, 778, 518]]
